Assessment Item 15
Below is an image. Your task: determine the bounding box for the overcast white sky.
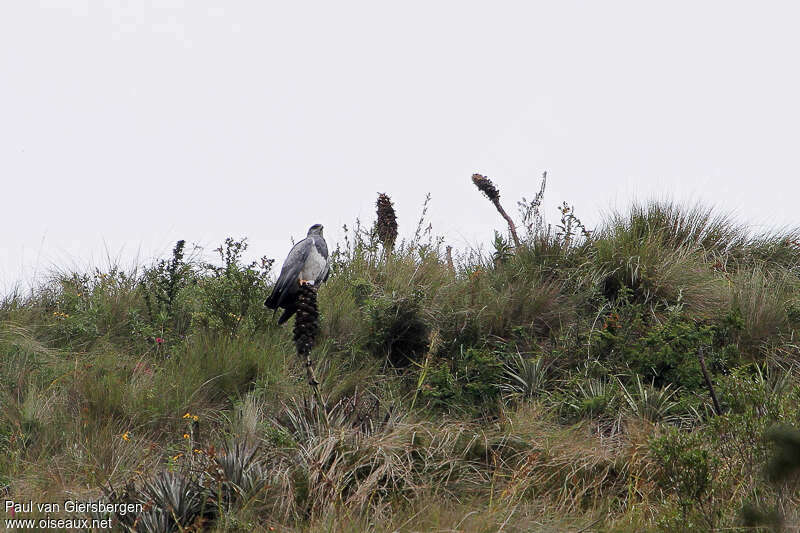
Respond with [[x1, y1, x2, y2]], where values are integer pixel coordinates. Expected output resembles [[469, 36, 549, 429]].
[[2, 1, 799, 293]]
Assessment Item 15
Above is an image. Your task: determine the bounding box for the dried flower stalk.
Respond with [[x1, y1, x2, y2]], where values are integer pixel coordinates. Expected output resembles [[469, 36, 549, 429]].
[[472, 173, 521, 248], [376, 193, 398, 250]]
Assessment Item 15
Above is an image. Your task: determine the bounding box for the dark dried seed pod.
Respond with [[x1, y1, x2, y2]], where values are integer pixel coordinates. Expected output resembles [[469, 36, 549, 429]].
[[293, 283, 319, 357], [471, 174, 500, 202], [376, 193, 398, 249]]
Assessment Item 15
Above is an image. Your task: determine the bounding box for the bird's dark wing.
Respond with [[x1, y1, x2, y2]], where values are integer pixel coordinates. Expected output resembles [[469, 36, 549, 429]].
[[265, 237, 313, 310]]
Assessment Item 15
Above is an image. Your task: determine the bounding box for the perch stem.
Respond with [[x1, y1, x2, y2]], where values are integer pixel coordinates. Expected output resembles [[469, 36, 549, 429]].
[[491, 198, 521, 248], [698, 346, 722, 416]]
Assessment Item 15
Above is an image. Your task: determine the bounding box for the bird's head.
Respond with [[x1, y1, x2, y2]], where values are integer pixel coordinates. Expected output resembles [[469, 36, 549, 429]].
[[307, 224, 324, 237]]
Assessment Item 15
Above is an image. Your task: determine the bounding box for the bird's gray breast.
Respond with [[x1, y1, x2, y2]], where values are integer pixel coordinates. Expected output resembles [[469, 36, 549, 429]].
[[300, 238, 328, 282]]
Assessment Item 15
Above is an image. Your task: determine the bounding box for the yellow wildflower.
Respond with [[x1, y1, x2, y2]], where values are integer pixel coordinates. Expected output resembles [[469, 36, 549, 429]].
[[122, 432, 130, 441]]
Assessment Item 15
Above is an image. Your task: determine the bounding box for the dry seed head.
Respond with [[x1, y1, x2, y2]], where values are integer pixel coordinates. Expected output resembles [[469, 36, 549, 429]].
[[472, 174, 500, 201], [376, 193, 398, 249], [293, 283, 320, 357]]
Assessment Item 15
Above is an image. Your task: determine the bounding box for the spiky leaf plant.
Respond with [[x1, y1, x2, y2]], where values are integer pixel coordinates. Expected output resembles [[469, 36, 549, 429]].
[[138, 471, 215, 532], [376, 193, 398, 250], [213, 441, 268, 506], [502, 352, 552, 400], [618, 374, 684, 425], [277, 391, 389, 443], [561, 363, 619, 428]]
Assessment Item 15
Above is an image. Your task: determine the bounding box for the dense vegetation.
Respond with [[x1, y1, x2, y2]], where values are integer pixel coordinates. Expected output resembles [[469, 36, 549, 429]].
[[3, 178, 800, 532]]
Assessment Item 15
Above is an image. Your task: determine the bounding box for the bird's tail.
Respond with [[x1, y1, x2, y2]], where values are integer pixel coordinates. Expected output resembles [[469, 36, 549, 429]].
[[265, 291, 278, 309], [278, 303, 297, 325]]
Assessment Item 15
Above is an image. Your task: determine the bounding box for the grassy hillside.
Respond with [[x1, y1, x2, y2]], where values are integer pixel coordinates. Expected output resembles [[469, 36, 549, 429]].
[[3, 179, 800, 532]]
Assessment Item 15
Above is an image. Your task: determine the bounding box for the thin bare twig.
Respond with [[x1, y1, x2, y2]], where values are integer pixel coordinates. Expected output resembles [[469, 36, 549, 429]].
[[698, 346, 722, 416]]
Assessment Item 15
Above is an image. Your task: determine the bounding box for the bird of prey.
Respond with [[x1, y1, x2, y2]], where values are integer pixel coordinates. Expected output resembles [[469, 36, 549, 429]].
[[265, 224, 330, 325]]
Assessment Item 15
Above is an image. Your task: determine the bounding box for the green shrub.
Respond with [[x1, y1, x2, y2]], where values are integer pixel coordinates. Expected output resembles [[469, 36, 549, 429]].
[[592, 293, 739, 391], [365, 289, 429, 367], [418, 361, 457, 411], [192, 237, 275, 337], [740, 424, 800, 529], [44, 267, 141, 349], [139, 239, 195, 343], [416, 348, 504, 413], [453, 347, 504, 407], [650, 426, 721, 530], [709, 364, 800, 482], [764, 424, 800, 484]]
